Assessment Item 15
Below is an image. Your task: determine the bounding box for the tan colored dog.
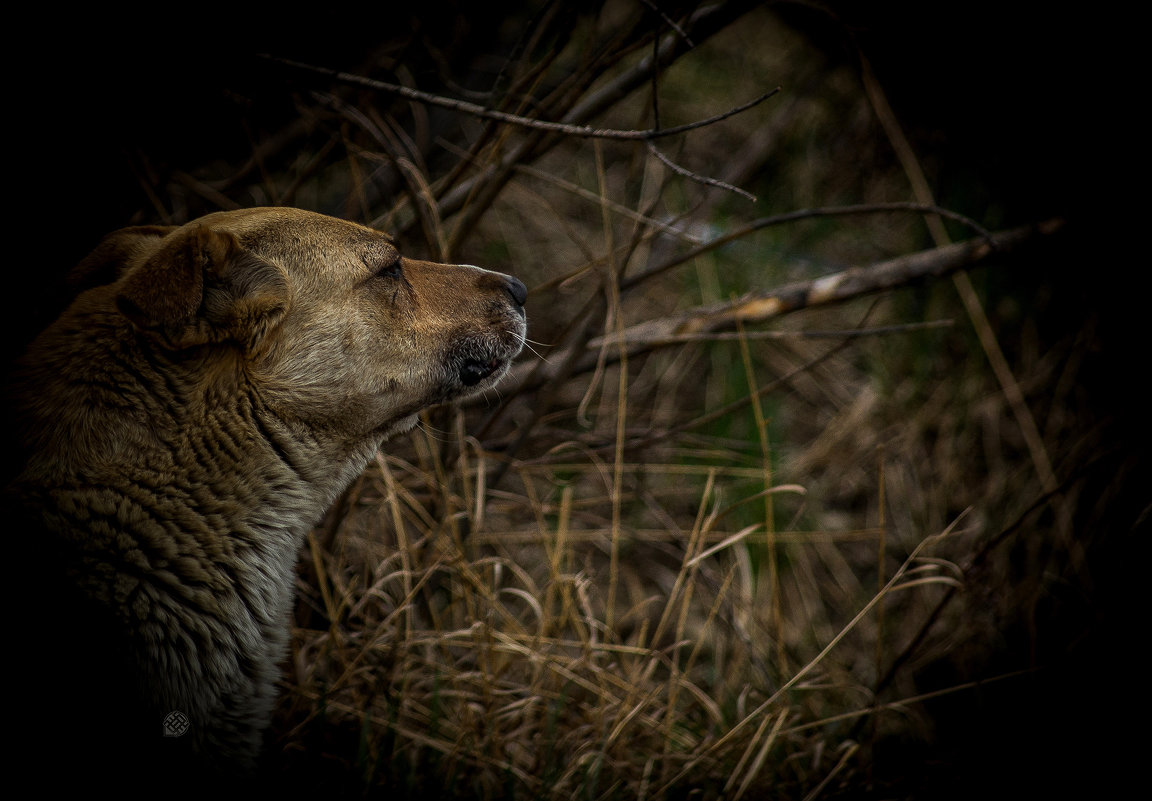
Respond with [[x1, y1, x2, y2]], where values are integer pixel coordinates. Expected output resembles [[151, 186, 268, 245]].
[[6, 208, 525, 783]]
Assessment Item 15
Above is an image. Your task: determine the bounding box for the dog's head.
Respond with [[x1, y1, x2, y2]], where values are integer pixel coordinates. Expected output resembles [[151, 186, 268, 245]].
[[110, 207, 527, 439]]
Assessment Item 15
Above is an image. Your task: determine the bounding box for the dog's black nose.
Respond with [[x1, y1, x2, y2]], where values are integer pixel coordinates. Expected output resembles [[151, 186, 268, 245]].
[[504, 275, 528, 307]]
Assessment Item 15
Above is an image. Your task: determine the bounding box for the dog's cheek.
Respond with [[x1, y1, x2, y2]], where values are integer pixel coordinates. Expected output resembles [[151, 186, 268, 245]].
[[305, 335, 433, 422]]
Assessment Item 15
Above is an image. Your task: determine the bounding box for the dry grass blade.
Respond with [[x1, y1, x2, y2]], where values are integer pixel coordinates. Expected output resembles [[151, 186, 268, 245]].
[[730, 710, 789, 801]]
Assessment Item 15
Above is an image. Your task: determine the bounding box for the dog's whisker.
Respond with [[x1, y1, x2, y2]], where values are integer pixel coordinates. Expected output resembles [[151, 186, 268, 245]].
[[521, 343, 547, 362], [414, 419, 454, 443], [511, 330, 550, 363]]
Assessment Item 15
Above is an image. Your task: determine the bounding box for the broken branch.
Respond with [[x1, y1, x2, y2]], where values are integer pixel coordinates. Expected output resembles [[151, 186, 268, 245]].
[[594, 218, 1064, 351]]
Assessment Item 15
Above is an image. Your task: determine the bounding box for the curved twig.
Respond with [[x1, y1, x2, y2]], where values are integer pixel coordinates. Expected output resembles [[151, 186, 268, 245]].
[[261, 55, 780, 142], [601, 218, 1062, 349], [622, 201, 996, 291], [646, 140, 758, 201]]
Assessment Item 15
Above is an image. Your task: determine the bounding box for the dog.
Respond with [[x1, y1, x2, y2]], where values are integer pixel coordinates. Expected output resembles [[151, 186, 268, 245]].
[[5, 207, 526, 787]]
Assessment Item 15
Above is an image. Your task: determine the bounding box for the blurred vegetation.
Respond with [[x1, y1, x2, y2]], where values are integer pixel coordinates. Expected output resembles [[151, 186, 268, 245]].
[[10, 1, 1143, 799]]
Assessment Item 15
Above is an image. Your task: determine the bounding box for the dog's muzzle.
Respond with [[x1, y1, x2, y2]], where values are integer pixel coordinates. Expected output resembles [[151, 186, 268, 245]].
[[455, 273, 527, 388]]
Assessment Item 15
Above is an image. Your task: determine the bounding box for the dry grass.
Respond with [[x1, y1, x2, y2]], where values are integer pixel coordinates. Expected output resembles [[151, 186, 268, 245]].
[[47, 3, 1137, 798]]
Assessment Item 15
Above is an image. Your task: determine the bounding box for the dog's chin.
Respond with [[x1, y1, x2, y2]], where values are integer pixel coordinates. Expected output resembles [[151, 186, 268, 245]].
[[444, 331, 524, 399], [459, 355, 507, 387], [455, 357, 513, 398], [382, 413, 420, 440]]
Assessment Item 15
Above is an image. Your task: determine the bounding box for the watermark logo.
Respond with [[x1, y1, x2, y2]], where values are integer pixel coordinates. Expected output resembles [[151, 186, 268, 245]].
[[163, 711, 190, 738]]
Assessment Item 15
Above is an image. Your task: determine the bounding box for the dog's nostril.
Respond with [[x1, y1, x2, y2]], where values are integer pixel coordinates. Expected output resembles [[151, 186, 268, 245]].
[[504, 276, 528, 307]]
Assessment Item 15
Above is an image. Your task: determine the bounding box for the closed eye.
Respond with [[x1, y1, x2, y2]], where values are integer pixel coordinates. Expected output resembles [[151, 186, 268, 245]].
[[367, 253, 403, 280]]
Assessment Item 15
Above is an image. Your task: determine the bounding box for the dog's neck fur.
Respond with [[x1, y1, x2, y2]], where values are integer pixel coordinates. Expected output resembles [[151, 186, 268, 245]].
[[11, 290, 380, 544], [8, 289, 393, 767]]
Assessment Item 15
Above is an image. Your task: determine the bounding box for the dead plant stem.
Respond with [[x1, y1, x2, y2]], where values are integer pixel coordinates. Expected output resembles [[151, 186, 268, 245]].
[[859, 54, 1058, 494], [655, 511, 969, 795], [596, 140, 628, 635], [737, 320, 786, 674]]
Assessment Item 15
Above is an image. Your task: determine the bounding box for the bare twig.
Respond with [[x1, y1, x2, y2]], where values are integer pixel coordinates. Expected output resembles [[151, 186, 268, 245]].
[[646, 140, 758, 201], [637, 2, 754, 201], [261, 55, 780, 143], [614, 318, 954, 345], [638, 0, 696, 47], [432, 0, 764, 242], [596, 219, 1062, 350], [621, 201, 993, 290]]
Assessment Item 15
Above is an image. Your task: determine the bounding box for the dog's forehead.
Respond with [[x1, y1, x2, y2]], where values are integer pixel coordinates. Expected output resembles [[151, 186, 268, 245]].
[[201, 207, 395, 261], [225, 212, 396, 248]]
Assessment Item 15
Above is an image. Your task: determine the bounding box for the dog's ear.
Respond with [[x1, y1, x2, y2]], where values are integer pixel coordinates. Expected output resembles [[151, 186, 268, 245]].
[[69, 225, 180, 294], [115, 224, 287, 350]]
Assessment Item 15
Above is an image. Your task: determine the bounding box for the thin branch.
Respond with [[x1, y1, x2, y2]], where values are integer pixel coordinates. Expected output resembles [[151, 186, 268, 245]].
[[596, 218, 1063, 351], [646, 140, 758, 201], [620, 318, 955, 346], [496, 218, 1063, 398], [261, 55, 779, 142], [426, 0, 763, 237], [622, 201, 994, 291], [638, 0, 696, 47]]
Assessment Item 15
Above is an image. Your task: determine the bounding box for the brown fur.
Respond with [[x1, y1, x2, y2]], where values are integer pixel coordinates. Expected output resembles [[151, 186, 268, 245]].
[[5, 208, 526, 786]]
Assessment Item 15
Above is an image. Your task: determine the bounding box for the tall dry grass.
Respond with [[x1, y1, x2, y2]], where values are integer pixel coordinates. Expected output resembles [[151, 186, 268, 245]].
[[66, 2, 1133, 798]]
